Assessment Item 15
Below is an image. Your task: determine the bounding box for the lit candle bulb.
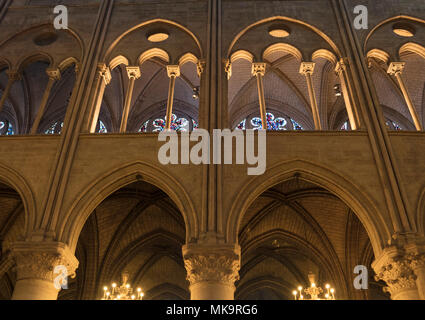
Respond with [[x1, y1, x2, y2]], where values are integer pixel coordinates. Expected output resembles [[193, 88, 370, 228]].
[[292, 291, 298, 300]]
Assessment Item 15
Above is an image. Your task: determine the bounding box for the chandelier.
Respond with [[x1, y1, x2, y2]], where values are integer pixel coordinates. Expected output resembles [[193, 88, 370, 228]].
[[101, 272, 144, 300], [293, 272, 335, 300]]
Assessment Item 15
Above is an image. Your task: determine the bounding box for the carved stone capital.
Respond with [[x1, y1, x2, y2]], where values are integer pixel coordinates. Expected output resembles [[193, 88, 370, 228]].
[[299, 62, 315, 75], [224, 59, 232, 80], [196, 59, 206, 77], [11, 241, 79, 283], [374, 258, 417, 296], [335, 58, 348, 75], [251, 62, 266, 77], [166, 65, 180, 78], [6, 70, 21, 81], [97, 63, 112, 85], [126, 66, 141, 80], [46, 68, 61, 81], [183, 244, 241, 288], [373, 246, 419, 298], [387, 62, 405, 76]]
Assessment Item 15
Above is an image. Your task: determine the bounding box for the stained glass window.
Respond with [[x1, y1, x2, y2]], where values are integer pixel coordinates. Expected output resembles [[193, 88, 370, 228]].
[[251, 113, 287, 130], [0, 121, 14, 135], [236, 119, 246, 130], [235, 113, 303, 131], [98, 120, 107, 133], [152, 114, 189, 132], [386, 120, 402, 131], [139, 120, 149, 133], [290, 119, 303, 131], [138, 114, 198, 133], [340, 121, 349, 131], [45, 121, 63, 134], [192, 119, 199, 130]]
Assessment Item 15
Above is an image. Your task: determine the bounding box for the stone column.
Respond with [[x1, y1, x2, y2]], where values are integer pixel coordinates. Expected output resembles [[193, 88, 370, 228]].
[[165, 65, 180, 130], [11, 241, 78, 300], [120, 66, 141, 133], [335, 59, 360, 130], [30, 68, 61, 134], [87, 63, 111, 133], [300, 62, 322, 130], [373, 246, 420, 300], [252, 63, 267, 130], [183, 244, 240, 300], [0, 70, 20, 113], [387, 62, 422, 131]]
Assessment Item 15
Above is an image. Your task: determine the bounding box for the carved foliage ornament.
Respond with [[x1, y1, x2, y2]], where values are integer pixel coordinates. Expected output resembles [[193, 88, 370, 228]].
[[184, 252, 240, 287], [374, 254, 425, 296]]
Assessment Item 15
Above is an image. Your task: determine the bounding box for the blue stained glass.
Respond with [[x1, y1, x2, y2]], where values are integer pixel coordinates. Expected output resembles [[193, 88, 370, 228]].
[[0, 121, 14, 135], [152, 114, 189, 132], [290, 119, 303, 131], [45, 121, 63, 134], [386, 120, 402, 131], [7, 123, 14, 135], [251, 113, 287, 131], [340, 121, 349, 131], [98, 121, 107, 133]]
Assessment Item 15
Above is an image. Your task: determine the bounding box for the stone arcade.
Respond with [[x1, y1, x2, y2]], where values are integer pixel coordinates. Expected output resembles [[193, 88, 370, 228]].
[[0, 0, 425, 300]]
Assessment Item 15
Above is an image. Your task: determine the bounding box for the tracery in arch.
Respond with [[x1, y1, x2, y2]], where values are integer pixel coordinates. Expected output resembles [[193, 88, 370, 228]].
[[226, 18, 354, 131], [93, 20, 202, 134], [365, 17, 425, 131], [0, 60, 78, 136]]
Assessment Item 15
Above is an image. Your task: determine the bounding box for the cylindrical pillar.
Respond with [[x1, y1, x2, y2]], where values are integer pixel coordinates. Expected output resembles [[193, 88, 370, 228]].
[[336, 59, 360, 130], [11, 241, 78, 300], [183, 244, 241, 300], [120, 66, 141, 133], [388, 62, 422, 131], [300, 62, 322, 130], [86, 63, 111, 133], [30, 68, 61, 134], [165, 65, 180, 130], [0, 71, 20, 113], [252, 63, 267, 130]]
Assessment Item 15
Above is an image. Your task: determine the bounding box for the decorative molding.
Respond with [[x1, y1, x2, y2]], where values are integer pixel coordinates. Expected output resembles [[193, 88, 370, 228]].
[[183, 245, 241, 288]]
